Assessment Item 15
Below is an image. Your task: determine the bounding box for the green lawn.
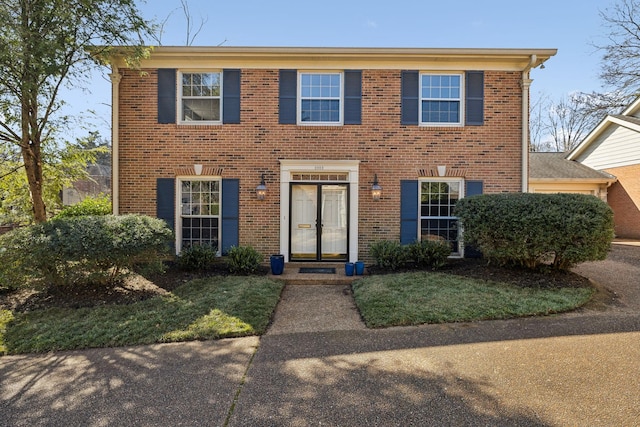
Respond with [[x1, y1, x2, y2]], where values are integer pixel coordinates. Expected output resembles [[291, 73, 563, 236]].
[[1, 276, 283, 355], [1, 270, 595, 355], [352, 271, 594, 328]]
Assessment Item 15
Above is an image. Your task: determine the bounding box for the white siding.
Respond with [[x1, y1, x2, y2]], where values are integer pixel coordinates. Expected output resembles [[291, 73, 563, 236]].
[[576, 125, 640, 169]]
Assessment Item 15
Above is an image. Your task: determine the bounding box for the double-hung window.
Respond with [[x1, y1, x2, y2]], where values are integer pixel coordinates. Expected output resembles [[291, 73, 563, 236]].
[[179, 179, 221, 253], [180, 72, 222, 123], [420, 179, 463, 256], [420, 73, 462, 126], [299, 72, 343, 124]]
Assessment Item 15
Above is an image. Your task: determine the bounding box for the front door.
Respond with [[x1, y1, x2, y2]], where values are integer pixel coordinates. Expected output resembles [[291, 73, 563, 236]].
[[290, 184, 348, 261]]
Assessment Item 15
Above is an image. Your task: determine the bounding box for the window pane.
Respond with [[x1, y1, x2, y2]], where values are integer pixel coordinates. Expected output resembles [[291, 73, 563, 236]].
[[181, 72, 221, 122], [420, 74, 462, 124], [182, 99, 220, 121], [301, 99, 340, 122], [420, 180, 462, 254], [300, 73, 342, 123], [181, 180, 220, 249]]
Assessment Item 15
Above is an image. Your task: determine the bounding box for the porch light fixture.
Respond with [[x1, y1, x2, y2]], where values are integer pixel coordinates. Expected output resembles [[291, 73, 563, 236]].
[[371, 174, 382, 201], [256, 174, 267, 200]]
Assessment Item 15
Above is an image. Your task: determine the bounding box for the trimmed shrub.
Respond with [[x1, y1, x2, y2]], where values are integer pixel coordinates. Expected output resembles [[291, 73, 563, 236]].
[[407, 239, 451, 270], [176, 244, 218, 271], [369, 240, 408, 271], [54, 194, 111, 218], [455, 193, 614, 270], [0, 215, 173, 288], [226, 245, 263, 275]]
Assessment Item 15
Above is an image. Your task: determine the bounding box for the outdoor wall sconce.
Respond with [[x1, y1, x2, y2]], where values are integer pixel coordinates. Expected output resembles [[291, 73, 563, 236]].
[[371, 174, 382, 201], [193, 164, 203, 175], [256, 174, 267, 200]]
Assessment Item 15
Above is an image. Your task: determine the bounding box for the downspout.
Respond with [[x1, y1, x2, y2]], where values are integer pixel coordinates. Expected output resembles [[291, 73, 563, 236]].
[[521, 55, 536, 192], [110, 67, 122, 215]]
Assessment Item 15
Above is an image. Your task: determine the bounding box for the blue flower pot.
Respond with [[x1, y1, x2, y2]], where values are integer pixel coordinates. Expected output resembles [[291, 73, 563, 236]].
[[355, 261, 365, 275], [270, 254, 285, 275], [345, 262, 355, 276]]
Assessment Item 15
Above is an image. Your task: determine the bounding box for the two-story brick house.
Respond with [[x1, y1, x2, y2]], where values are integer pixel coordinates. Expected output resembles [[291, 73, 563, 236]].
[[109, 46, 555, 262]]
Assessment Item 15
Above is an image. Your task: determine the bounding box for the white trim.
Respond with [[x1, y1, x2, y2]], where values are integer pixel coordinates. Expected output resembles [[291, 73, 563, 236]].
[[175, 176, 223, 254], [178, 70, 223, 125], [279, 160, 359, 262], [297, 71, 344, 126], [110, 69, 121, 215]]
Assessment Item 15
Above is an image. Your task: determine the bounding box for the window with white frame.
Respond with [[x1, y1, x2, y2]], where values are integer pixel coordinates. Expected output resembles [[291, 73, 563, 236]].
[[180, 72, 222, 123], [299, 72, 342, 124], [420, 73, 462, 125], [420, 179, 463, 255], [179, 179, 221, 252]]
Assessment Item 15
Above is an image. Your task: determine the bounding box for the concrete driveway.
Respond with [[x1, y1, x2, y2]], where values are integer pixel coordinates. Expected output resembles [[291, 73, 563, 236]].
[[1, 243, 639, 426]]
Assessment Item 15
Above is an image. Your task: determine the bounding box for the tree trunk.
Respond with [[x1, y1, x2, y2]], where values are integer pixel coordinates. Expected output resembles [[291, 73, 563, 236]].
[[21, 92, 47, 223], [21, 144, 47, 223]]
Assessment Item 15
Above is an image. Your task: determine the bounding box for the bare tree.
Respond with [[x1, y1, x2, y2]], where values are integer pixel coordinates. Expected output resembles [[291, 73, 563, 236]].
[[529, 92, 551, 152], [532, 93, 605, 152], [531, 0, 640, 153], [152, 0, 209, 46], [598, 0, 640, 98]]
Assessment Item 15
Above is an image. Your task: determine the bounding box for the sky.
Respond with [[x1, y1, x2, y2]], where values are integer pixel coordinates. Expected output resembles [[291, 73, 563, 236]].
[[67, 0, 617, 140]]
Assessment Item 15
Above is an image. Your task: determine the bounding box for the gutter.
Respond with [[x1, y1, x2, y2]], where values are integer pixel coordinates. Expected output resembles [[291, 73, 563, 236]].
[[521, 55, 537, 192]]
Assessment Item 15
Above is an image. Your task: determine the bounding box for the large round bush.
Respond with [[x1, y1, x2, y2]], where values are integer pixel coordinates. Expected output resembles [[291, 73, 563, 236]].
[[455, 193, 614, 270]]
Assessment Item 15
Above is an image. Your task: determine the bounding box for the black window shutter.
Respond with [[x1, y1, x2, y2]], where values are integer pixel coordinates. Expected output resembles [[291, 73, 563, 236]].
[[344, 70, 362, 125], [156, 178, 176, 252], [465, 180, 484, 196], [223, 69, 241, 124], [157, 69, 177, 124], [400, 180, 419, 244], [401, 71, 419, 125], [279, 70, 297, 124], [465, 71, 484, 126], [221, 179, 240, 255]]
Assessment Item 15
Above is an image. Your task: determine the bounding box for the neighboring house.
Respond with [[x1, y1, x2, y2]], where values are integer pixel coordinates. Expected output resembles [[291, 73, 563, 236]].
[[566, 96, 640, 239], [529, 152, 615, 200], [62, 164, 112, 205], [109, 46, 555, 262]]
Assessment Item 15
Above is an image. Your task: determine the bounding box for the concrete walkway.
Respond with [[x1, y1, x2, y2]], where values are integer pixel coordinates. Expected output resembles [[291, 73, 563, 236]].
[[2, 244, 639, 426], [267, 284, 365, 335]]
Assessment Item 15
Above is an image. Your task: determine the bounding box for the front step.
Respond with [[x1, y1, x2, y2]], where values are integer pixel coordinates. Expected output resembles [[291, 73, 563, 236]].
[[269, 262, 365, 285]]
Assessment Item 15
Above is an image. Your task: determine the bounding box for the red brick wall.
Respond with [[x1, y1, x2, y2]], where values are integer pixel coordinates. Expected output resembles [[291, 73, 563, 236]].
[[605, 164, 640, 239], [117, 68, 524, 258]]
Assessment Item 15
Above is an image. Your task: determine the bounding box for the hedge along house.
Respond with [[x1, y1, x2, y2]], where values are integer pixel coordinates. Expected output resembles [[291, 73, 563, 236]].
[[109, 47, 555, 262]]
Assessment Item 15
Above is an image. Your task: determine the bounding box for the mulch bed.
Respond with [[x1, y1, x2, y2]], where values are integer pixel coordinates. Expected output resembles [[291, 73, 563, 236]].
[[0, 259, 600, 313]]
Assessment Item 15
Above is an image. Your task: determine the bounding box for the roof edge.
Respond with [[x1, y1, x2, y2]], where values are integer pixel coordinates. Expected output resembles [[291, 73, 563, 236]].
[[108, 46, 556, 69]]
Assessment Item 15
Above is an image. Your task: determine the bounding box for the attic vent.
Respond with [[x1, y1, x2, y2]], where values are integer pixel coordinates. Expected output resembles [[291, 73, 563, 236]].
[[291, 173, 349, 181]]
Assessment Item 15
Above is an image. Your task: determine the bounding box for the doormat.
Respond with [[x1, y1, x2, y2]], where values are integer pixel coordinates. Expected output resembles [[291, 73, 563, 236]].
[[299, 267, 336, 274]]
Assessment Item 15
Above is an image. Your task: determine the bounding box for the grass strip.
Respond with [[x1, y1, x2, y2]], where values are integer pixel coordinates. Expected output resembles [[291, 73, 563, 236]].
[[2, 276, 283, 355], [352, 271, 594, 328]]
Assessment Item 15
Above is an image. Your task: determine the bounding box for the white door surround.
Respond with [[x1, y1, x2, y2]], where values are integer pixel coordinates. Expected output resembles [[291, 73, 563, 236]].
[[279, 160, 359, 262]]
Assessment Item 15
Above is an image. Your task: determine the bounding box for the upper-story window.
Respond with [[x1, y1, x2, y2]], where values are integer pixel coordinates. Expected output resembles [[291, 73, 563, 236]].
[[419, 73, 463, 126], [298, 72, 343, 125], [180, 72, 222, 123]]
